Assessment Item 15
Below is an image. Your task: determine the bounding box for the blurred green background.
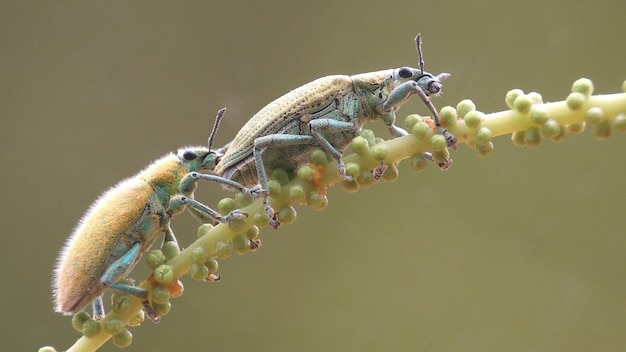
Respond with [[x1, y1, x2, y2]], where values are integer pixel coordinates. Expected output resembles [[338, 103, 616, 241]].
[[2, 1, 626, 351]]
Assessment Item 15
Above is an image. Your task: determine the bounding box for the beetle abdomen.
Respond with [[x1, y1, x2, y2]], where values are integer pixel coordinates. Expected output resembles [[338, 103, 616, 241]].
[[215, 75, 353, 175], [53, 178, 160, 314]]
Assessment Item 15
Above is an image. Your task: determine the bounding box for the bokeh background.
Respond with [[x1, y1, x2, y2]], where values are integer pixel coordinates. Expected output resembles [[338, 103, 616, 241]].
[[2, 1, 626, 351]]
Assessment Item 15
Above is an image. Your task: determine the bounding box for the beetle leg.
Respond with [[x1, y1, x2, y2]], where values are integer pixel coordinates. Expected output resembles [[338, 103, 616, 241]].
[[307, 118, 358, 181], [142, 300, 161, 323], [181, 172, 261, 198], [382, 81, 416, 112], [423, 151, 453, 170], [161, 225, 178, 248], [102, 244, 145, 292], [377, 95, 410, 139], [383, 81, 457, 150], [98, 242, 163, 322], [372, 160, 387, 182], [179, 196, 248, 224], [92, 296, 105, 320], [253, 134, 318, 228], [179, 172, 252, 224], [377, 110, 409, 138]]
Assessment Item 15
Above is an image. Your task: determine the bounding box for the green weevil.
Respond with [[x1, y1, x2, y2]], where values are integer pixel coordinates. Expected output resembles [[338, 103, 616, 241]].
[[213, 34, 456, 228], [53, 110, 255, 322]]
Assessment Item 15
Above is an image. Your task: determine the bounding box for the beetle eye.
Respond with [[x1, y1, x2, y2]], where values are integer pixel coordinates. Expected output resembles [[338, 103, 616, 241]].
[[182, 150, 197, 160], [398, 67, 413, 78]]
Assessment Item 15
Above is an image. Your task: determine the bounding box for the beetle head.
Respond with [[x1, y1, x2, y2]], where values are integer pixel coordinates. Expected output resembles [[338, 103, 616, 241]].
[[416, 72, 450, 97], [411, 33, 451, 97], [178, 146, 222, 172], [392, 67, 450, 97], [178, 107, 231, 171]]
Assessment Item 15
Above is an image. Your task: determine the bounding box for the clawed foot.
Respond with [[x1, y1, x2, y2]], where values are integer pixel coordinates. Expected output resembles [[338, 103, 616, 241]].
[[260, 193, 280, 229], [249, 239, 262, 251], [243, 184, 268, 198], [438, 126, 458, 151], [266, 209, 280, 229], [216, 209, 249, 224], [424, 152, 453, 170], [372, 160, 387, 181], [142, 300, 161, 323], [337, 160, 353, 181], [206, 273, 221, 282]]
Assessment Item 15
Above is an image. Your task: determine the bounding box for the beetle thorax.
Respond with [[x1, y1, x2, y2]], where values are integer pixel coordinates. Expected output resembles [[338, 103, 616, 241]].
[[351, 69, 397, 118]]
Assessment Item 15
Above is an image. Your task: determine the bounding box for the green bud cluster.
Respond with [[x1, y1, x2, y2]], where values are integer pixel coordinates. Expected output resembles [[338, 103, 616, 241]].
[[235, 148, 331, 222], [161, 241, 180, 260], [288, 184, 306, 202], [440, 102, 493, 157], [153, 265, 174, 284], [253, 212, 270, 227], [227, 217, 248, 233], [71, 311, 91, 333], [111, 328, 133, 348], [439, 106, 458, 128], [233, 234, 252, 255], [310, 148, 330, 165], [297, 165, 313, 182], [197, 223, 213, 237], [271, 168, 290, 186], [456, 99, 476, 118], [190, 247, 211, 280], [307, 191, 328, 210], [189, 263, 209, 281], [276, 205, 297, 224], [217, 197, 237, 215], [152, 301, 171, 317], [381, 162, 399, 182], [191, 251, 220, 281], [58, 75, 626, 352], [409, 153, 428, 173], [267, 179, 281, 197], [431, 149, 451, 166], [514, 95, 534, 113], [206, 258, 219, 275], [507, 79, 613, 147], [583, 105, 622, 140], [613, 113, 626, 132], [215, 240, 233, 259], [349, 129, 389, 162], [341, 178, 359, 193], [412, 121, 431, 139], [151, 285, 170, 305], [409, 114, 456, 168], [341, 129, 402, 192], [146, 249, 167, 270], [81, 318, 101, 338], [464, 112, 484, 129], [234, 192, 254, 207], [111, 292, 132, 314], [430, 134, 448, 151], [103, 318, 126, 335], [127, 310, 144, 327]]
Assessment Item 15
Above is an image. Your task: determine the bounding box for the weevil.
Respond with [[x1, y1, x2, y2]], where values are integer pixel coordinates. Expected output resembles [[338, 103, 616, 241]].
[[213, 34, 456, 228], [53, 109, 256, 322]]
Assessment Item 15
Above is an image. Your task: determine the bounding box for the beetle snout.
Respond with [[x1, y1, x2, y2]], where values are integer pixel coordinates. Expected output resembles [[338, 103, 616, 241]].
[[426, 80, 443, 96], [423, 72, 450, 96]]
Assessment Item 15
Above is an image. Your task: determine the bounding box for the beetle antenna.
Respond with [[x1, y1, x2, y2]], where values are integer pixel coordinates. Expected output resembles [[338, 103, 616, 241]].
[[415, 33, 425, 73], [208, 108, 226, 150]]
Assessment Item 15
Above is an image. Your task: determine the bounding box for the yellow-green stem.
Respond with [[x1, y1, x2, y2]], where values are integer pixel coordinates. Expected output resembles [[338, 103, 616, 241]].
[[61, 90, 626, 352]]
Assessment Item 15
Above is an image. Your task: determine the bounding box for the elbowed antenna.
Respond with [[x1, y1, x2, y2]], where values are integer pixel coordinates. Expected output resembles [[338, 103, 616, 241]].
[[414, 33, 425, 73], [208, 108, 227, 150]]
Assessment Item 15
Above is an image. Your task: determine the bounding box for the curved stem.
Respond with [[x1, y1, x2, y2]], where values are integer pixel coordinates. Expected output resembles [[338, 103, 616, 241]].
[[59, 90, 626, 352]]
